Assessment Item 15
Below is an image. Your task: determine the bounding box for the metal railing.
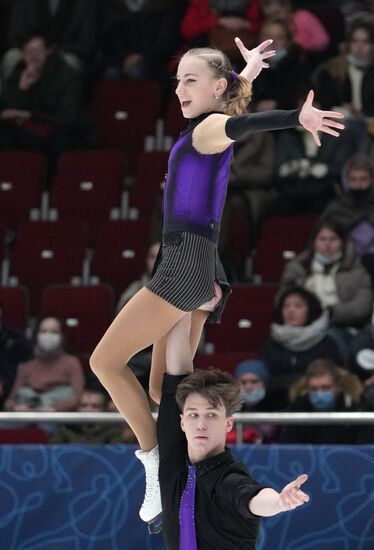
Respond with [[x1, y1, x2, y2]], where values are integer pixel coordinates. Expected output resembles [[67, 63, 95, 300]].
[[0, 411, 373, 445]]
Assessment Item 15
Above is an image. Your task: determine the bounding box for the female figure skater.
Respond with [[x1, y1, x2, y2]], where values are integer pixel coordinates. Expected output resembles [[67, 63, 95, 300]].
[[90, 37, 344, 528]]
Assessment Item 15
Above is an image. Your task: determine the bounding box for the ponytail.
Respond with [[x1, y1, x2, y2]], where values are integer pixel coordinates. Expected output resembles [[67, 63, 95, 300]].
[[224, 75, 252, 116]]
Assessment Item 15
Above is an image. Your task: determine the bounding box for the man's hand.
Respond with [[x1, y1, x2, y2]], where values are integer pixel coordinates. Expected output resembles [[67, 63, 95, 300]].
[[1, 109, 31, 123], [19, 66, 41, 90], [219, 17, 252, 31], [299, 90, 345, 146], [236, 38, 276, 83], [277, 474, 310, 512]]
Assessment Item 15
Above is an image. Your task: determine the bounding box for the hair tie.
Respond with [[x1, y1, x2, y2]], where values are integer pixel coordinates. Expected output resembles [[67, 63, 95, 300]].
[[231, 71, 238, 81]]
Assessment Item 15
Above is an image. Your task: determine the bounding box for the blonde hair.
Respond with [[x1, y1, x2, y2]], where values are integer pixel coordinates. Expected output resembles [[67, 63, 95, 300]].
[[183, 48, 252, 115], [289, 359, 363, 404]]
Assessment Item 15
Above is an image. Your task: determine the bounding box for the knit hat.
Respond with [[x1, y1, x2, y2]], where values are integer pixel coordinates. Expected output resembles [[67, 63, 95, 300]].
[[235, 360, 269, 384]]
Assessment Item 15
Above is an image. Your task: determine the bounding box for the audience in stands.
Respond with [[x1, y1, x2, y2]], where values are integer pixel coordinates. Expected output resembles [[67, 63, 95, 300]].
[[98, 0, 186, 84], [0, 303, 33, 409], [3, 0, 99, 76], [227, 358, 279, 444], [313, 18, 374, 120], [50, 381, 134, 443], [280, 358, 363, 444], [116, 240, 160, 312], [259, 287, 342, 409], [356, 382, 374, 443], [252, 18, 313, 111], [269, 90, 358, 216], [259, 0, 330, 53], [320, 154, 374, 283], [0, 31, 96, 177], [280, 220, 373, 353], [181, 0, 262, 65], [349, 323, 374, 389], [5, 316, 84, 412], [218, 105, 275, 278]]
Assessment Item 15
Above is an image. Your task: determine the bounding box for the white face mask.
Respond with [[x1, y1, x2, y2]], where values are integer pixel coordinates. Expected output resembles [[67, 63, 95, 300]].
[[37, 332, 62, 352]]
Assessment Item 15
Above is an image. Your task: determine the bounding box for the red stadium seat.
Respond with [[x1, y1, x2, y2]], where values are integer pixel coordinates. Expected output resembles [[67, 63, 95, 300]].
[[205, 285, 278, 352], [10, 221, 88, 314], [0, 286, 29, 331], [41, 284, 114, 354], [90, 219, 150, 299], [91, 79, 161, 172], [0, 151, 46, 229], [49, 149, 125, 242], [131, 151, 168, 216], [252, 215, 317, 282], [0, 427, 49, 444]]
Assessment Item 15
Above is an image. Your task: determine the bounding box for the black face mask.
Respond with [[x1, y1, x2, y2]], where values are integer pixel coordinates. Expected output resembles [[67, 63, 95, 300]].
[[349, 188, 372, 201]]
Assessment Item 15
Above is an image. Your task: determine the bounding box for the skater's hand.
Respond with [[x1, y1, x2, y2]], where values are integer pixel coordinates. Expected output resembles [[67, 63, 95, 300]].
[[299, 90, 345, 147], [236, 38, 276, 83], [277, 474, 310, 512]]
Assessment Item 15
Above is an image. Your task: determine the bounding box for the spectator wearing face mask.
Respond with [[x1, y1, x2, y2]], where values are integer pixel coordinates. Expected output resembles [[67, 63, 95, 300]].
[[280, 358, 363, 444], [313, 18, 374, 120], [50, 382, 135, 443], [227, 359, 280, 443], [280, 220, 373, 352], [4, 316, 84, 412], [320, 154, 374, 283], [259, 287, 343, 409]]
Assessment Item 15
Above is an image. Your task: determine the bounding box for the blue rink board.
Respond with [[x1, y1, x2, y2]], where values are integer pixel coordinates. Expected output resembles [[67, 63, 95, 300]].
[[0, 444, 373, 550]]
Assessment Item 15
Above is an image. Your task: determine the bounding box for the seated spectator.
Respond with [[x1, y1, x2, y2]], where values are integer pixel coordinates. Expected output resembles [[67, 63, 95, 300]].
[[4, 316, 84, 412], [227, 359, 279, 443], [280, 220, 373, 343], [320, 154, 374, 282], [259, 0, 330, 53], [0, 31, 96, 178], [116, 240, 160, 312], [0, 302, 33, 408], [281, 358, 363, 444], [349, 324, 374, 388], [356, 383, 374, 443], [98, 0, 185, 83], [269, 91, 358, 215], [259, 287, 343, 409], [3, 0, 99, 75], [313, 18, 374, 120], [337, 1, 374, 29], [252, 19, 314, 111], [218, 108, 275, 278], [181, 0, 262, 65], [50, 382, 134, 443]]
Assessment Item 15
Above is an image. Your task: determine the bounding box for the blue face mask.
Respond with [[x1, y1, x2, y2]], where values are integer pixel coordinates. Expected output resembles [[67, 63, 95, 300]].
[[314, 251, 342, 266], [242, 387, 266, 406], [308, 390, 336, 411]]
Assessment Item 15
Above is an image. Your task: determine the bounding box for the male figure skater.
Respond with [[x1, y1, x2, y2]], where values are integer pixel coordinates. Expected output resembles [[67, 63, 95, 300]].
[[157, 314, 309, 549]]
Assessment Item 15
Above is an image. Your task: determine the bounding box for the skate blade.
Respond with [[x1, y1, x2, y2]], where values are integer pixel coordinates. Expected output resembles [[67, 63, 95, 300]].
[[147, 514, 163, 534]]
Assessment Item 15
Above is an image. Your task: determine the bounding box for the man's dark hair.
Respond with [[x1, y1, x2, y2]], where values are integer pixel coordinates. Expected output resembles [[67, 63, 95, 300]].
[[348, 18, 374, 43], [305, 358, 341, 383], [273, 286, 323, 325], [176, 369, 243, 417], [19, 29, 51, 49]]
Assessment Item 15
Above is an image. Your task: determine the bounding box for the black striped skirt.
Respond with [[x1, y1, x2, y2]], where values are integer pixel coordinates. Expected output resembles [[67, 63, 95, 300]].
[[146, 231, 231, 324]]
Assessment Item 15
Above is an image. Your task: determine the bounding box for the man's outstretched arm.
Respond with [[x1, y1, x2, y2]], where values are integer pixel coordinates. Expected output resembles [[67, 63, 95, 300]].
[[249, 474, 310, 517]]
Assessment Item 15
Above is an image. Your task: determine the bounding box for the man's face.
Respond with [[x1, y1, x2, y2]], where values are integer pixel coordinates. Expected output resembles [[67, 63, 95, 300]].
[[349, 28, 374, 64], [78, 391, 106, 412], [22, 37, 48, 71], [347, 167, 372, 190], [180, 392, 234, 463]]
